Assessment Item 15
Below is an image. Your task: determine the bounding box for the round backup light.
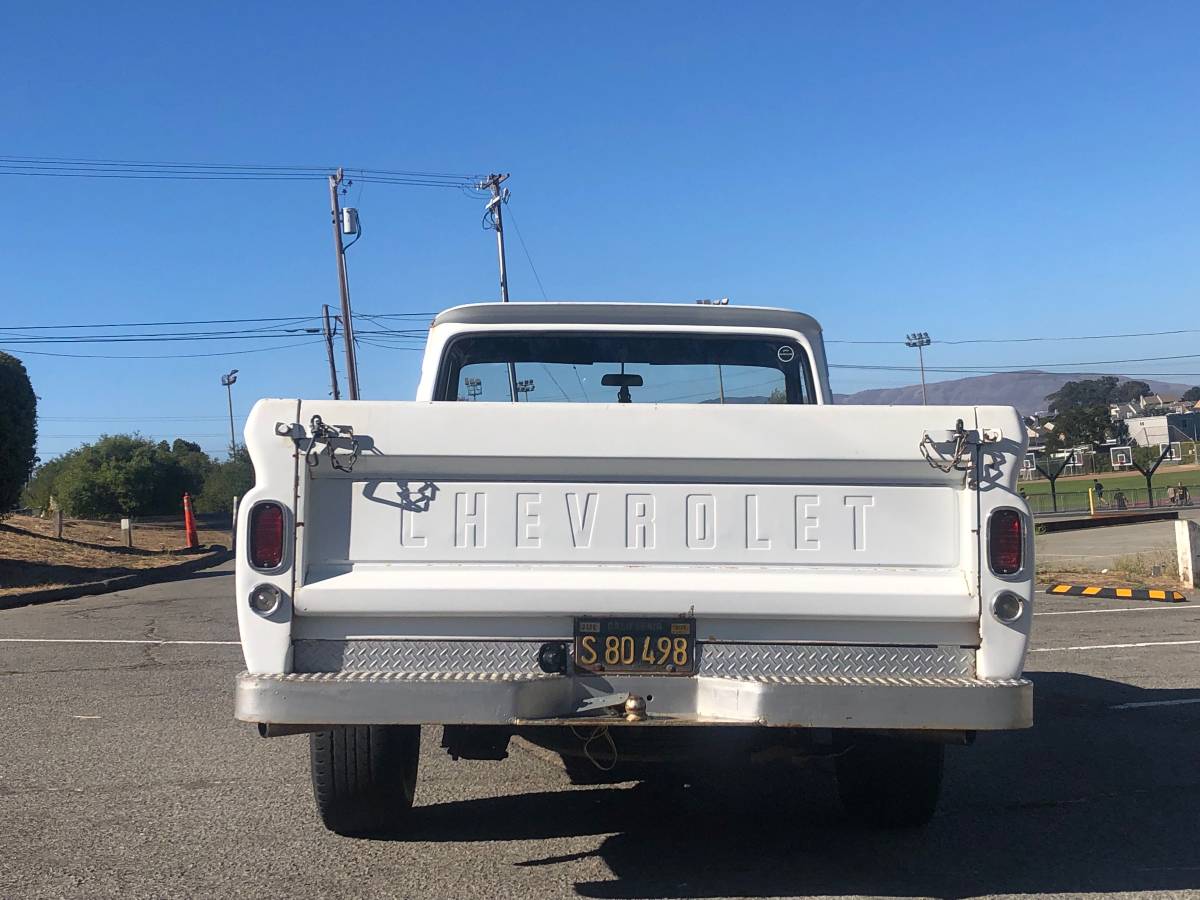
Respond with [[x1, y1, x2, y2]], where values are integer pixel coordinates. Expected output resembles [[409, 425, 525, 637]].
[[991, 591, 1024, 623], [249, 583, 282, 617], [537, 642, 568, 674]]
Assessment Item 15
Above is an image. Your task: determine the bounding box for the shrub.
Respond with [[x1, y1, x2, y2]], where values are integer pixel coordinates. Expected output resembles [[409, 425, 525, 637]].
[[22, 453, 75, 513], [195, 447, 254, 514], [52, 434, 206, 518], [0, 353, 37, 514]]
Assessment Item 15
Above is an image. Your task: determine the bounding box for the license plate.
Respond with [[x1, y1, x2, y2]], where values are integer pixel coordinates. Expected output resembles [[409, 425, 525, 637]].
[[573, 616, 696, 675]]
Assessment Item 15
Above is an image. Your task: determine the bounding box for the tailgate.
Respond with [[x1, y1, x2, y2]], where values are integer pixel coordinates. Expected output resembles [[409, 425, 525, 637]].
[[278, 401, 1017, 644]]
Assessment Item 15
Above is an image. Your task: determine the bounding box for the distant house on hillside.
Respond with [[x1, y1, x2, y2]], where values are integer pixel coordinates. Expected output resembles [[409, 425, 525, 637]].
[[1123, 411, 1200, 445], [1110, 394, 1200, 421]]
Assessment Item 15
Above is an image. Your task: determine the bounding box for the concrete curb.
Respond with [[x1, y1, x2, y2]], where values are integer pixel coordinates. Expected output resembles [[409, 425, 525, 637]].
[[0, 548, 233, 610], [1035, 510, 1180, 532], [1044, 583, 1187, 603]]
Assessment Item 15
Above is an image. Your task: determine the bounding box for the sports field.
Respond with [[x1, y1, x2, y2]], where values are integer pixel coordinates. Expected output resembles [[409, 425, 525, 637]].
[[1018, 463, 1200, 496]]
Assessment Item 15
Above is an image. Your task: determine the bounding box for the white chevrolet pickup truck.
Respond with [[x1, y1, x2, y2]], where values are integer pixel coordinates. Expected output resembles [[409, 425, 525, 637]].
[[234, 302, 1032, 836]]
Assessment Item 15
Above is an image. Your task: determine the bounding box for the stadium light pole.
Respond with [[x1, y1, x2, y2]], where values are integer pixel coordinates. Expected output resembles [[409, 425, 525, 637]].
[[220, 369, 239, 456], [905, 332, 931, 405]]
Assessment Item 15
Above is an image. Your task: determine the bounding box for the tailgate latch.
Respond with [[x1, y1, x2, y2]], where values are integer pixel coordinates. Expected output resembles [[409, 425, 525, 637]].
[[275, 416, 360, 472], [919, 418, 976, 474]]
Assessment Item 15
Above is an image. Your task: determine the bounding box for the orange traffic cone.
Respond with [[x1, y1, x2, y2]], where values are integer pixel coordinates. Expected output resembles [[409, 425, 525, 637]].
[[183, 492, 199, 549]]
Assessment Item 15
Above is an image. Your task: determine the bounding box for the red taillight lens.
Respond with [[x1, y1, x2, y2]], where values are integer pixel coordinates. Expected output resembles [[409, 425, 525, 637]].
[[989, 508, 1023, 575], [250, 503, 285, 569]]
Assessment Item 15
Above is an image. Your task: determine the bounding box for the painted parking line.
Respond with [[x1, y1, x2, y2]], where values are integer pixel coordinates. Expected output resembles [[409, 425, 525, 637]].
[[0, 638, 240, 646], [1111, 698, 1200, 710], [1034, 605, 1197, 617], [1030, 639, 1200, 653]]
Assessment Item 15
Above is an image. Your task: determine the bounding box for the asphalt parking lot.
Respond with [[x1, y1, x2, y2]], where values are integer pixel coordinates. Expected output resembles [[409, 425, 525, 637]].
[[1037, 518, 1180, 571], [2, 563, 1198, 900]]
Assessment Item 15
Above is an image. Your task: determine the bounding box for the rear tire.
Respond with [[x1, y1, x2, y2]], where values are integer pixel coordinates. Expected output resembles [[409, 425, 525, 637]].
[[835, 736, 943, 828], [310, 725, 421, 836]]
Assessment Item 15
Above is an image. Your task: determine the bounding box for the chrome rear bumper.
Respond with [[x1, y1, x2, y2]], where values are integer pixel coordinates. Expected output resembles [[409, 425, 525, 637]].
[[235, 670, 1032, 731]]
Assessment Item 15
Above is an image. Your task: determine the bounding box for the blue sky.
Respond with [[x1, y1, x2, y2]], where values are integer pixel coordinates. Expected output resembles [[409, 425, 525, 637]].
[[2, 2, 1198, 459]]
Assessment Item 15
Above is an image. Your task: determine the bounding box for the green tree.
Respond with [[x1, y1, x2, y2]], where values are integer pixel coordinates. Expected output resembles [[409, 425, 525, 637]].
[[0, 352, 38, 514], [1111, 418, 1131, 446], [195, 447, 254, 514], [171, 438, 213, 490], [1045, 377, 1119, 412], [1183, 387, 1200, 403], [1048, 405, 1114, 448], [22, 453, 75, 513], [1113, 380, 1151, 403], [53, 434, 206, 518]]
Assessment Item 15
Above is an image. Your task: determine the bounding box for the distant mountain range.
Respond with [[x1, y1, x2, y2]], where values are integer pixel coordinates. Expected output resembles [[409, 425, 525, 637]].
[[833, 371, 1198, 416]]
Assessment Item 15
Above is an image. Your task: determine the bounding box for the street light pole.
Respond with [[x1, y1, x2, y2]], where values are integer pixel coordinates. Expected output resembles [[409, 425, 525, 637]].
[[905, 332, 931, 405], [220, 369, 239, 455]]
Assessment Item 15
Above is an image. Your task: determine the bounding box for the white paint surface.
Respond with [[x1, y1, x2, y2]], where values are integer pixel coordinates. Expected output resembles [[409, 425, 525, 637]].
[[1030, 639, 1200, 653], [1111, 697, 1200, 710]]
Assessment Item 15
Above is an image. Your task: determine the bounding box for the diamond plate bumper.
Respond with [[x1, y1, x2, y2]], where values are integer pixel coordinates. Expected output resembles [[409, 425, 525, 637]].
[[236, 670, 1032, 730], [292, 639, 977, 679]]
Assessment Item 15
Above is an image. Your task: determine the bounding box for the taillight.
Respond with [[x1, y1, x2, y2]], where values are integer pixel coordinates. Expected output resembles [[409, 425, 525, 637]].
[[250, 502, 285, 569], [989, 508, 1023, 575]]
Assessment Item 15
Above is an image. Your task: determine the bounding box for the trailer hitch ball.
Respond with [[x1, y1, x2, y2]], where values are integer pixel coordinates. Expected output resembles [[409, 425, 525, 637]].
[[625, 695, 647, 722]]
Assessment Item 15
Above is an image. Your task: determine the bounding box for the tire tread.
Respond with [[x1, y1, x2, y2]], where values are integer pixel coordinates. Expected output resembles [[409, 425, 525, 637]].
[[310, 725, 420, 836]]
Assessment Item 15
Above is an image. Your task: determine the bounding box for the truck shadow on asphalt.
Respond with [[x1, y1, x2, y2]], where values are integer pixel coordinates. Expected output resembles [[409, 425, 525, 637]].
[[405, 671, 1200, 898]]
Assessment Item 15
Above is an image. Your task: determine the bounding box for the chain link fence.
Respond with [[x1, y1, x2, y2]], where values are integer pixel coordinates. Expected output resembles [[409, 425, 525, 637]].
[[1025, 486, 1197, 516]]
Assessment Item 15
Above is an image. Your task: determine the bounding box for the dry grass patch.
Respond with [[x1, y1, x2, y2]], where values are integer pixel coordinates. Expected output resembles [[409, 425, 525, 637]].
[[1036, 548, 1182, 590], [0, 515, 229, 597]]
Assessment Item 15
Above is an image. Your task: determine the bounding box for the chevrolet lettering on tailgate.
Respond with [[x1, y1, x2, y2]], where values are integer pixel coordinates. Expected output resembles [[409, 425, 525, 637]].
[[337, 482, 958, 567]]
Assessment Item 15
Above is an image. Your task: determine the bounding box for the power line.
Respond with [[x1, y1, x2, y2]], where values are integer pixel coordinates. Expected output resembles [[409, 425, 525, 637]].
[[827, 363, 1200, 379], [0, 314, 327, 330], [0, 332, 326, 345], [39, 420, 246, 427], [354, 339, 425, 352], [0, 327, 429, 346], [0, 156, 484, 186], [832, 351, 1200, 371], [0, 154, 477, 177], [830, 326, 1200, 346], [0, 338, 326, 359], [40, 433, 234, 439], [505, 206, 548, 301], [537, 364, 572, 400]]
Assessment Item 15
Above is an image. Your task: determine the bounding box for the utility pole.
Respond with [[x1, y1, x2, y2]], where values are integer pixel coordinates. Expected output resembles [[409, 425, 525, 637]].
[[465, 377, 483, 401], [479, 173, 519, 401], [697, 299, 732, 402], [479, 173, 511, 302], [220, 369, 238, 456], [329, 168, 360, 399], [321, 305, 341, 400], [905, 332, 931, 405]]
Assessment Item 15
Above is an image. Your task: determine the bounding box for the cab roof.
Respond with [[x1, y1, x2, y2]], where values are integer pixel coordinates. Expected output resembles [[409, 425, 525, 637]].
[[431, 302, 823, 336]]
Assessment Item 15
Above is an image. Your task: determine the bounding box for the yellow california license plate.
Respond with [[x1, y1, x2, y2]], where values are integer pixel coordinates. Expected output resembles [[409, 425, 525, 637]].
[[573, 616, 696, 675]]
